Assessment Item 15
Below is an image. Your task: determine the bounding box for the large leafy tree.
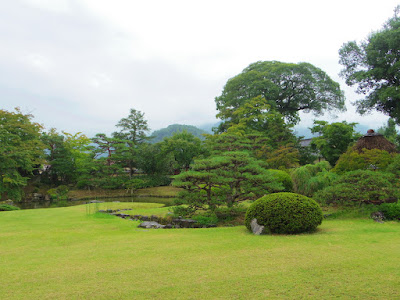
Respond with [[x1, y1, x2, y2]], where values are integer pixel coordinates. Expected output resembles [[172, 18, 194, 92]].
[[339, 7, 400, 123], [41, 129, 75, 184], [136, 143, 175, 175], [41, 130, 92, 185], [215, 61, 345, 125], [161, 131, 205, 172], [310, 120, 360, 166], [0, 108, 44, 200]]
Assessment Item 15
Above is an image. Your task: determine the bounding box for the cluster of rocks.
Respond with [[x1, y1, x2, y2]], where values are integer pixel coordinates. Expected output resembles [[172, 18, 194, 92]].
[[371, 211, 385, 223], [32, 193, 49, 201], [98, 209, 216, 229]]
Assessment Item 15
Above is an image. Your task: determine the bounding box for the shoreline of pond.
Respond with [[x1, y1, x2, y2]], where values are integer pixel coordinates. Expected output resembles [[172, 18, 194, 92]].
[[13, 195, 176, 210]]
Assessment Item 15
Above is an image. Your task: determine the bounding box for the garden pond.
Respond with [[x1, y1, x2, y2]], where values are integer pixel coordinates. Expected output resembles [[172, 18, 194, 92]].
[[15, 196, 175, 210]]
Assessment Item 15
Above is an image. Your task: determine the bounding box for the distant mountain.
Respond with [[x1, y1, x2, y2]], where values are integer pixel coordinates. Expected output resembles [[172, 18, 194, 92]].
[[149, 124, 208, 143]]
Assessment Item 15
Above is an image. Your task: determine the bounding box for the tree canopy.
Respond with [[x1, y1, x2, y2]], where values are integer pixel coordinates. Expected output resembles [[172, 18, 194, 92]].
[[339, 7, 400, 123], [215, 61, 345, 125], [0, 108, 44, 200], [310, 120, 360, 166]]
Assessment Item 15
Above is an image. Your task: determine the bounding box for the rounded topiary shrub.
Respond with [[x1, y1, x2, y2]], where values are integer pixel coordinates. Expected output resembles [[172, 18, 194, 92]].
[[245, 192, 323, 234]]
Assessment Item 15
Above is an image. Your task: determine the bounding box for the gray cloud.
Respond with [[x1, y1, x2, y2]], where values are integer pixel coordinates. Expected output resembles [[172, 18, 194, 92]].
[[1, 0, 397, 137]]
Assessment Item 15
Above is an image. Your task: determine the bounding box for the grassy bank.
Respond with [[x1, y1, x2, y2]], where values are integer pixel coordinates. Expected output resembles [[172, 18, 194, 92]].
[[1, 203, 399, 299]]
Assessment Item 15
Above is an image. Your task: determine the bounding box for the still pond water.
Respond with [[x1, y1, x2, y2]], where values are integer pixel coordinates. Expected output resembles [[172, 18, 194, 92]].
[[16, 197, 175, 210]]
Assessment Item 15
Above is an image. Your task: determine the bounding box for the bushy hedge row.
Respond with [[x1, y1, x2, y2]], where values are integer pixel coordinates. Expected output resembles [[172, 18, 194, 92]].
[[314, 170, 398, 206]]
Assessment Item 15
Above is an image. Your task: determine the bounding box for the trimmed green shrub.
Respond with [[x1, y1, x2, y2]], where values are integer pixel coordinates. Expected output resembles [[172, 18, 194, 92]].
[[314, 170, 399, 206], [245, 192, 323, 234], [268, 169, 293, 192], [378, 203, 400, 220], [0, 204, 21, 211]]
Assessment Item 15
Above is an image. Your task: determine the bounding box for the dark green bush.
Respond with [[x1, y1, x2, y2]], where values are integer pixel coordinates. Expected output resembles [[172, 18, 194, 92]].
[[0, 204, 21, 211], [378, 203, 400, 220], [245, 192, 323, 234], [314, 170, 399, 206], [192, 214, 218, 226], [268, 169, 293, 192]]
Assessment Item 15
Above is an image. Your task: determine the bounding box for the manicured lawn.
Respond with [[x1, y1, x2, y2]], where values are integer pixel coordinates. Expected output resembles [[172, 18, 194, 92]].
[[1, 203, 399, 299]]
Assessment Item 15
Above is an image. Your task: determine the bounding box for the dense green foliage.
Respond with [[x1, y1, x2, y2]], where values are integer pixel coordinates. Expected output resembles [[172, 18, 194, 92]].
[[0, 109, 45, 200], [0, 204, 20, 211], [173, 151, 282, 216], [290, 161, 336, 197], [339, 8, 400, 123], [150, 124, 207, 143], [245, 192, 323, 234], [377, 202, 400, 220], [161, 131, 206, 171], [386, 154, 400, 176], [216, 61, 345, 125], [310, 120, 360, 165], [314, 170, 399, 206], [333, 148, 396, 174], [41, 129, 92, 185], [267, 169, 293, 192]]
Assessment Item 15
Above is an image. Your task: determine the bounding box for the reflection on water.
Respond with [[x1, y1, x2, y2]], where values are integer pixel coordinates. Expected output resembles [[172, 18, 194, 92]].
[[16, 197, 175, 210]]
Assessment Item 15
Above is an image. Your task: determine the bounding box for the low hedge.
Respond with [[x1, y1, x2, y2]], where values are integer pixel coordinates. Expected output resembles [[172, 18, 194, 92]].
[[0, 204, 21, 211]]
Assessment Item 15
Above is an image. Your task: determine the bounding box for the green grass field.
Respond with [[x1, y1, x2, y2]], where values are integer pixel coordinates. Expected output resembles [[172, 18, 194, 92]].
[[1, 203, 399, 299]]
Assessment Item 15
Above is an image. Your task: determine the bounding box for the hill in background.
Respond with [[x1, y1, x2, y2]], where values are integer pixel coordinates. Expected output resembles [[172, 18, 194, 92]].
[[149, 124, 208, 143]]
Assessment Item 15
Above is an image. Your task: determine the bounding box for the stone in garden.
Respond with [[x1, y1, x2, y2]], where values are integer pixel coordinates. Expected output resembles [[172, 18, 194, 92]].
[[138, 221, 165, 229], [32, 193, 44, 200], [371, 211, 385, 223], [250, 218, 265, 235]]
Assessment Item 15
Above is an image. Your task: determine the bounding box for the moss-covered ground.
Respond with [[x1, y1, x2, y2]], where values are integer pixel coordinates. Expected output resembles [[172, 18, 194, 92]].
[[1, 202, 399, 299]]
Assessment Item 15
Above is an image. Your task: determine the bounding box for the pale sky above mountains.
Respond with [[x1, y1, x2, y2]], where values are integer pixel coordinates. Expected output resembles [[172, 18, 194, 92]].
[[1, 0, 399, 136]]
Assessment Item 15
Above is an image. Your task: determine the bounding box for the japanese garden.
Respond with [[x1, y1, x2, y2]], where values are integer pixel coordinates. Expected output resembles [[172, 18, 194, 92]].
[[2, 8, 400, 299]]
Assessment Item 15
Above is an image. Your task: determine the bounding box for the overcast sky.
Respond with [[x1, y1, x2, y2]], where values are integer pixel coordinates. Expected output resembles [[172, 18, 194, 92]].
[[1, 0, 399, 136]]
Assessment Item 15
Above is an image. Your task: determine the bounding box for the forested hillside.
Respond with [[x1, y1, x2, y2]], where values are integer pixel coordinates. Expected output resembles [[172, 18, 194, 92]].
[[150, 124, 207, 143]]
